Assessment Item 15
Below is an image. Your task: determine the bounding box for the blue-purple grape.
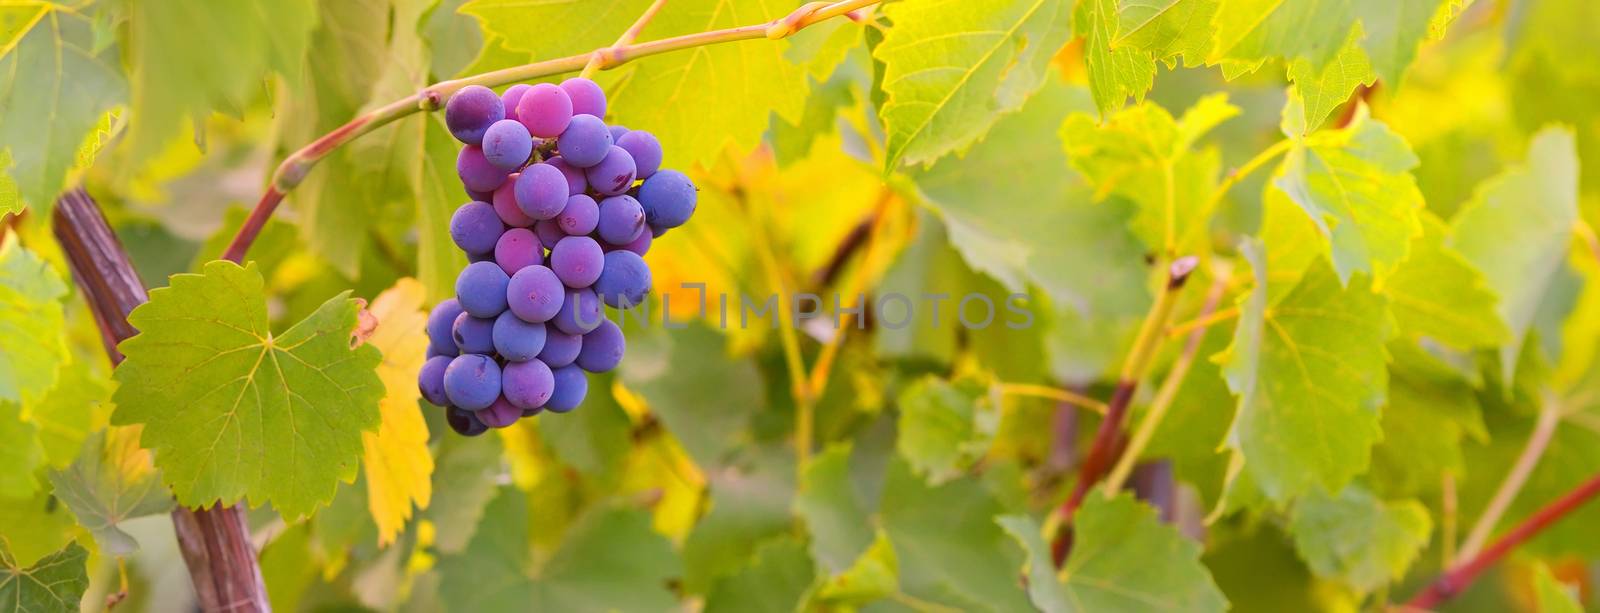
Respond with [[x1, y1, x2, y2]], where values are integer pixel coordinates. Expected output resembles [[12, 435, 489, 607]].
[[418, 355, 452, 406], [553, 287, 603, 335], [639, 169, 697, 229], [516, 83, 573, 138], [502, 359, 554, 409], [550, 236, 604, 287], [616, 130, 662, 179], [492, 174, 534, 227], [594, 250, 652, 309], [506, 264, 564, 323], [445, 85, 504, 145], [534, 219, 566, 250], [545, 365, 588, 412], [501, 84, 532, 123], [450, 201, 504, 255], [444, 354, 501, 410], [560, 77, 606, 118], [427, 298, 465, 357], [494, 227, 543, 275], [446, 406, 489, 436], [482, 119, 533, 171], [493, 310, 547, 362], [545, 156, 588, 195], [596, 195, 645, 245], [538, 329, 582, 368], [477, 396, 522, 428], [515, 162, 568, 220], [585, 145, 637, 196], [457, 145, 510, 192], [557, 194, 599, 236], [452, 311, 496, 355], [576, 319, 624, 373], [616, 230, 651, 256], [556, 114, 612, 168], [456, 261, 510, 317]]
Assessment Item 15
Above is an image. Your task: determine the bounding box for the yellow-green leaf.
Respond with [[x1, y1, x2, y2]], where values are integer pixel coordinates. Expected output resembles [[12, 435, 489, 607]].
[[0, 541, 88, 613], [1384, 214, 1508, 349], [1288, 484, 1430, 593], [1079, 0, 1155, 115], [362, 279, 434, 547], [45, 427, 173, 556], [0, 239, 68, 404]]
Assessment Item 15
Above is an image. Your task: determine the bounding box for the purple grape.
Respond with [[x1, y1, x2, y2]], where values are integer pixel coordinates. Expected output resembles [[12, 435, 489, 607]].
[[456, 261, 510, 317], [502, 359, 554, 409], [450, 201, 504, 255], [616, 130, 662, 179], [596, 195, 645, 245], [482, 119, 533, 171], [493, 310, 547, 362], [418, 355, 452, 406], [607, 124, 630, 142], [515, 162, 568, 220], [477, 396, 522, 428], [538, 329, 582, 368], [639, 169, 697, 229], [427, 299, 465, 357], [534, 219, 567, 249], [560, 77, 607, 118], [553, 287, 603, 335], [550, 236, 604, 287], [516, 83, 573, 138], [452, 311, 496, 355], [444, 354, 501, 410], [492, 174, 534, 227], [576, 319, 624, 373], [445, 85, 504, 145], [557, 194, 599, 236], [501, 84, 532, 123], [545, 156, 588, 195], [594, 250, 652, 309], [585, 146, 637, 196], [457, 145, 510, 193], [617, 230, 651, 256], [494, 228, 543, 275], [556, 114, 612, 168], [447, 406, 489, 436], [546, 365, 588, 413], [506, 264, 564, 323]]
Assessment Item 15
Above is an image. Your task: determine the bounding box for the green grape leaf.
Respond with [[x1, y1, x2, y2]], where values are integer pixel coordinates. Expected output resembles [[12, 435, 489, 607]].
[[607, 0, 808, 168], [1219, 241, 1388, 502], [0, 8, 124, 215], [423, 432, 502, 555], [795, 444, 874, 573], [1000, 494, 1227, 612], [915, 80, 1150, 317], [1061, 94, 1238, 252], [880, 460, 1031, 611], [1355, 0, 1444, 86], [0, 239, 67, 404], [422, 0, 484, 79], [0, 541, 88, 613], [682, 449, 795, 594], [126, 0, 316, 160], [1533, 563, 1585, 613], [1288, 485, 1430, 594], [620, 324, 763, 469], [30, 361, 111, 470], [0, 491, 74, 569], [770, 68, 857, 167], [1286, 30, 1374, 133], [1272, 101, 1423, 283], [1385, 214, 1507, 348], [461, 0, 648, 61], [876, 0, 1072, 170], [1078, 0, 1155, 115], [703, 537, 817, 613], [895, 376, 998, 485], [436, 487, 682, 612], [538, 374, 631, 481], [1449, 127, 1579, 384], [0, 401, 42, 498], [413, 115, 470, 304], [45, 428, 173, 556], [814, 529, 899, 606], [1114, 0, 1219, 67], [1368, 343, 1486, 498], [111, 261, 384, 518]]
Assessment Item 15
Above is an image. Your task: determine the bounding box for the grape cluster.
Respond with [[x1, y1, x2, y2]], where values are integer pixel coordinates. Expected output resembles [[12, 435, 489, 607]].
[[416, 78, 697, 436]]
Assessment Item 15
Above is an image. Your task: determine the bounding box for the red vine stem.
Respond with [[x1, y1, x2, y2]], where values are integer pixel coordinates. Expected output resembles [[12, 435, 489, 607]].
[[221, 0, 879, 264], [1405, 471, 1600, 610]]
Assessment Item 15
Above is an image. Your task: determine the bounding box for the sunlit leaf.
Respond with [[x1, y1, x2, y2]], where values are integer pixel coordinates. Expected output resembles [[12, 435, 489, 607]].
[[362, 279, 434, 547], [895, 376, 997, 484], [1288, 484, 1430, 593]]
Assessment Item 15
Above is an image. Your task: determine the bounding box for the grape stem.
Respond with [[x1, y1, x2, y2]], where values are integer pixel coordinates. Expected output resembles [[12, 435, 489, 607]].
[[222, 0, 882, 263], [1405, 470, 1600, 609], [997, 383, 1108, 415], [1456, 396, 1563, 560], [578, 0, 671, 80]]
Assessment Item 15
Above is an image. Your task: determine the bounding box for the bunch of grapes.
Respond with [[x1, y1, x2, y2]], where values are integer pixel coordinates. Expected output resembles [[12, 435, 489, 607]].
[[415, 78, 697, 436]]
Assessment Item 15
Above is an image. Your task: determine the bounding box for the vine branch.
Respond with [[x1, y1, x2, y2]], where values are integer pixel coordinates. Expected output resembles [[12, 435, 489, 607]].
[[1457, 396, 1562, 560], [222, 0, 880, 263]]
